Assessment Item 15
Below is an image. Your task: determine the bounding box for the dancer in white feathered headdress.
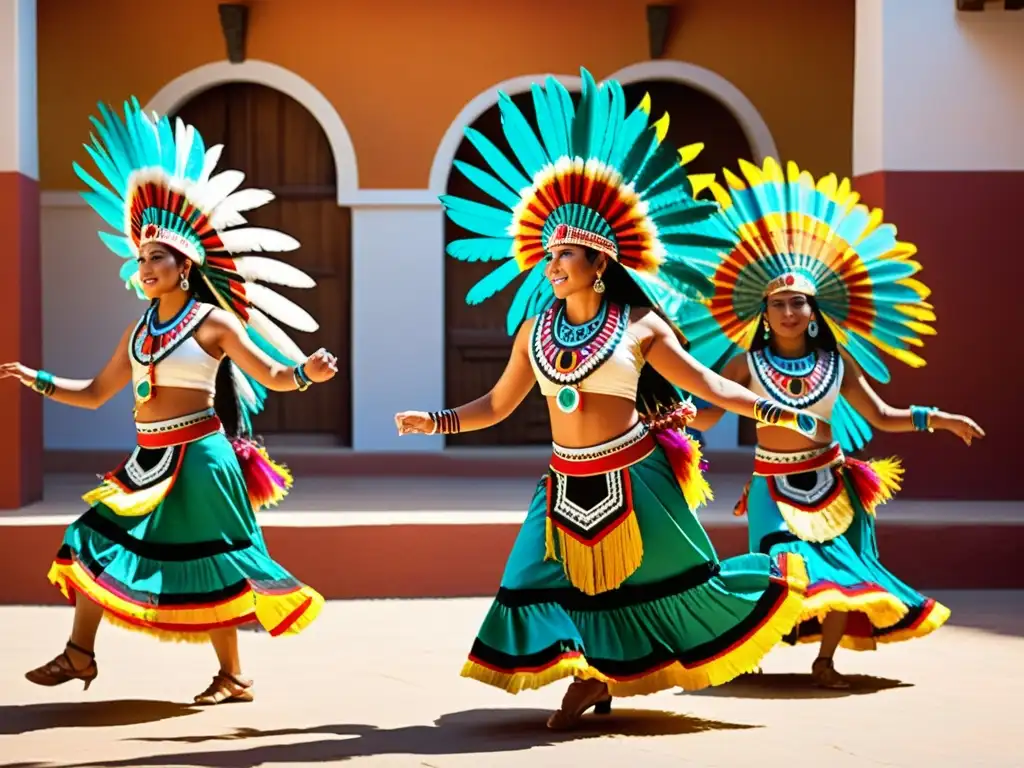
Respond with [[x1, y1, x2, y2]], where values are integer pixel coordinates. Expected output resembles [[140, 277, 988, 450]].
[[2, 97, 336, 704]]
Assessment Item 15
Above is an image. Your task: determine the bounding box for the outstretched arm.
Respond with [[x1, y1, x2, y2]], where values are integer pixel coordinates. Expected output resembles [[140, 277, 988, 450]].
[[839, 350, 984, 445], [687, 353, 749, 431], [396, 319, 536, 436], [642, 312, 825, 439], [204, 310, 337, 390], [0, 323, 133, 410]]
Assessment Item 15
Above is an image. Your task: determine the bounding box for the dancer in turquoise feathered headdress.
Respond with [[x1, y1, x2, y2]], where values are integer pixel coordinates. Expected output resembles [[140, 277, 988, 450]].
[[395, 69, 833, 730], [682, 157, 984, 687], [3, 97, 337, 704]]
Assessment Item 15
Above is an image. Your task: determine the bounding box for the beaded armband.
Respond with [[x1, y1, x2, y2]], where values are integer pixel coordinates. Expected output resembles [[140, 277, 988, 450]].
[[31, 371, 56, 397], [293, 364, 312, 392], [910, 405, 937, 433], [430, 409, 461, 435]]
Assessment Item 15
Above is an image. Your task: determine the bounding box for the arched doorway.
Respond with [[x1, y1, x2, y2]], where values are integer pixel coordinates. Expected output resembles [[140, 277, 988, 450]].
[[174, 82, 353, 445], [443, 80, 754, 446]]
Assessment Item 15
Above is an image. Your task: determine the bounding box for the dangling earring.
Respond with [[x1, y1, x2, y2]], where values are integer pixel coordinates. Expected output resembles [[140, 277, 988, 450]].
[[762, 315, 771, 340], [179, 273, 190, 293], [808, 318, 819, 338], [593, 273, 606, 294]]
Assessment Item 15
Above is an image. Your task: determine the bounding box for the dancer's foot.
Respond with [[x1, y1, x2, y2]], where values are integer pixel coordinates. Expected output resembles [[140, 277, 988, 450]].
[[811, 657, 850, 689], [193, 671, 254, 705], [546, 678, 612, 730], [25, 641, 99, 690]]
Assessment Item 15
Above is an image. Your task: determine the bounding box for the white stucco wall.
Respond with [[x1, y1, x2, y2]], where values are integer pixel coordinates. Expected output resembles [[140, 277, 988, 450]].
[[855, 0, 1024, 175]]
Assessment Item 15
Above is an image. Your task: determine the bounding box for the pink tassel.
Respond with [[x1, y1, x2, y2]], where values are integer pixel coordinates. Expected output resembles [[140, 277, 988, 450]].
[[231, 437, 294, 511], [652, 426, 714, 510], [653, 428, 696, 481]]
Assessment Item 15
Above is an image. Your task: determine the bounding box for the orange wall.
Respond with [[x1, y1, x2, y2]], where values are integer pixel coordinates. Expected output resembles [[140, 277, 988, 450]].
[[38, 0, 854, 190]]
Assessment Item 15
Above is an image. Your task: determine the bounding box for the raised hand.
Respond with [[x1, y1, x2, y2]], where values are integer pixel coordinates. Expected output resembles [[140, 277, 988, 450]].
[[303, 348, 338, 383], [0, 362, 35, 387], [394, 411, 435, 436], [934, 413, 985, 446]]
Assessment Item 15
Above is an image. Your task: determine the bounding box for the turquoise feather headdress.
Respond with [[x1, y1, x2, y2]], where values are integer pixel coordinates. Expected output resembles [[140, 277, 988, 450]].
[[676, 157, 937, 451], [441, 67, 735, 337], [73, 97, 320, 434]]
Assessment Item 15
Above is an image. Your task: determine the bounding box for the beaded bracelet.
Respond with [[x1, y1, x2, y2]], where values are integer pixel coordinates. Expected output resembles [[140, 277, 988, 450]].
[[429, 408, 461, 435], [293, 364, 312, 392], [752, 397, 817, 438], [910, 405, 937, 433], [31, 370, 56, 397]]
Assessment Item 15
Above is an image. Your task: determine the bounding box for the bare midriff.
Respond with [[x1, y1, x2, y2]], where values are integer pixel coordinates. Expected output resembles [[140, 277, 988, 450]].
[[545, 392, 641, 448], [134, 388, 216, 424], [756, 422, 834, 453]]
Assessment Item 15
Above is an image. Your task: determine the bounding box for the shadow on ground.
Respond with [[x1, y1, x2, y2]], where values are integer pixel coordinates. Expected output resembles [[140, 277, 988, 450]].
[[935, 590, 1024, 640], [0, 699, 201, 735], [686, 672, 911, 700], [9, 707, 762, 767]]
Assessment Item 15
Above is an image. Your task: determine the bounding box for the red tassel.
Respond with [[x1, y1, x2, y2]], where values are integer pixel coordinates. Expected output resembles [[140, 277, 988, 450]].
[[231, 437, 294, 511], [846, 458, 882, 504], [845, 456, 903, 514]]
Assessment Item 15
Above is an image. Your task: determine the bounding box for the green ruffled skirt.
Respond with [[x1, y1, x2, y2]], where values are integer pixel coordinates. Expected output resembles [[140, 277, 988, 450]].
[[744, 446, 949, 651], [48, 430, 322, 642], [463, 428, 808, 697]]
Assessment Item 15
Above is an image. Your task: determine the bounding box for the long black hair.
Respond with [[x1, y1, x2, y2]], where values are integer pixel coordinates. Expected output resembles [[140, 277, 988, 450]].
[[748, 295, 839, 354], [168, 250, 247, 439], [585, 249, 693, 420]]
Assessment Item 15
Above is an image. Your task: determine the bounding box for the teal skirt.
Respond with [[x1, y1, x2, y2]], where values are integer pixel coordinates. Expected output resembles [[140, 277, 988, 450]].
[[48, 422, 322, 642], [743, 444, 949, 651], [462, 425, 808, 697]]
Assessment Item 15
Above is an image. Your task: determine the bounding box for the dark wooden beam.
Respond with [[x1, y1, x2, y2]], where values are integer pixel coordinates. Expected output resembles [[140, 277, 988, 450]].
[[646, 4, 674, 60], [218, 4, 249, 63]]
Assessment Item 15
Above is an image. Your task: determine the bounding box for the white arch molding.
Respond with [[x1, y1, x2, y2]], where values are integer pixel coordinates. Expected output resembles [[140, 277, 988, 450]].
[[144, 60, 359, 205], [428, 60, 779, 194]]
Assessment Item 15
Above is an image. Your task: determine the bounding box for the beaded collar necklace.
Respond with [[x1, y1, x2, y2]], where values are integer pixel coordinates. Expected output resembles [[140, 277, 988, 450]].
[[530, 299, 630, 413]]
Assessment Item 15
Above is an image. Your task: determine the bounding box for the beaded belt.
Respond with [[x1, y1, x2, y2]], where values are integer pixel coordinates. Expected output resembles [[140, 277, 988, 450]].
[[136, 408, 222, 449], [550, 421, 655, 477], [753, 442, 844, 477]]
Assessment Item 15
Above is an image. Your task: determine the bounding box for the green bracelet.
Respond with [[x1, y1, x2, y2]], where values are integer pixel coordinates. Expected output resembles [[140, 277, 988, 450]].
[[32, 370, 56, 397]]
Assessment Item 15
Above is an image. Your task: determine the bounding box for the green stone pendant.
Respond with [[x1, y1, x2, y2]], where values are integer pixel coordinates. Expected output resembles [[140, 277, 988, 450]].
[[135, 369, 154, 409], [556, 385, 580, 414]]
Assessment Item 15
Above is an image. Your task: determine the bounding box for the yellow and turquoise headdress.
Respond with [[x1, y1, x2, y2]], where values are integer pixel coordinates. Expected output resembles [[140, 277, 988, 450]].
[[441, 68, 735, 336], [676, 158, 936, 451], [73, 98, 319, 433]]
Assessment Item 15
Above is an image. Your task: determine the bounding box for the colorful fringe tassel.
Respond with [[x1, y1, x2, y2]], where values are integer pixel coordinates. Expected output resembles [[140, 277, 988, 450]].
[[652, 427, 714, 511], [846, 456, 904, 515], [231, 437, 294, 510]]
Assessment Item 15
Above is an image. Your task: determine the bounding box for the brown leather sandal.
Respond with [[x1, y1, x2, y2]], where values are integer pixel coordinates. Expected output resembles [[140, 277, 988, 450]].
[[193, 671, 255, 705], [811, 657, 850, 689], [546, 678, 612, 730], [25, 640, 99, 690]]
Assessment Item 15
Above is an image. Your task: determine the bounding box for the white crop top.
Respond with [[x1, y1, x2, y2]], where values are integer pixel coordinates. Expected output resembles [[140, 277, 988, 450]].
[[129, 302, 220, 395], [529, 301, 643, 403], [746, 348, 843, 425]]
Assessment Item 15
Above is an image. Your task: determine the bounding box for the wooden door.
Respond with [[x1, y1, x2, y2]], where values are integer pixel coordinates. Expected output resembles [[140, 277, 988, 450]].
[[443, 80, 753, 446], [174, 83, 352, 445], [443, 90, 550, 446]]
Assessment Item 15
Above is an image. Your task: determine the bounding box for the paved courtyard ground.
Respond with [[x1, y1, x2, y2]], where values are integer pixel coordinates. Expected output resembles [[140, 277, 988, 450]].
[[2, 590, 1022, 768]]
